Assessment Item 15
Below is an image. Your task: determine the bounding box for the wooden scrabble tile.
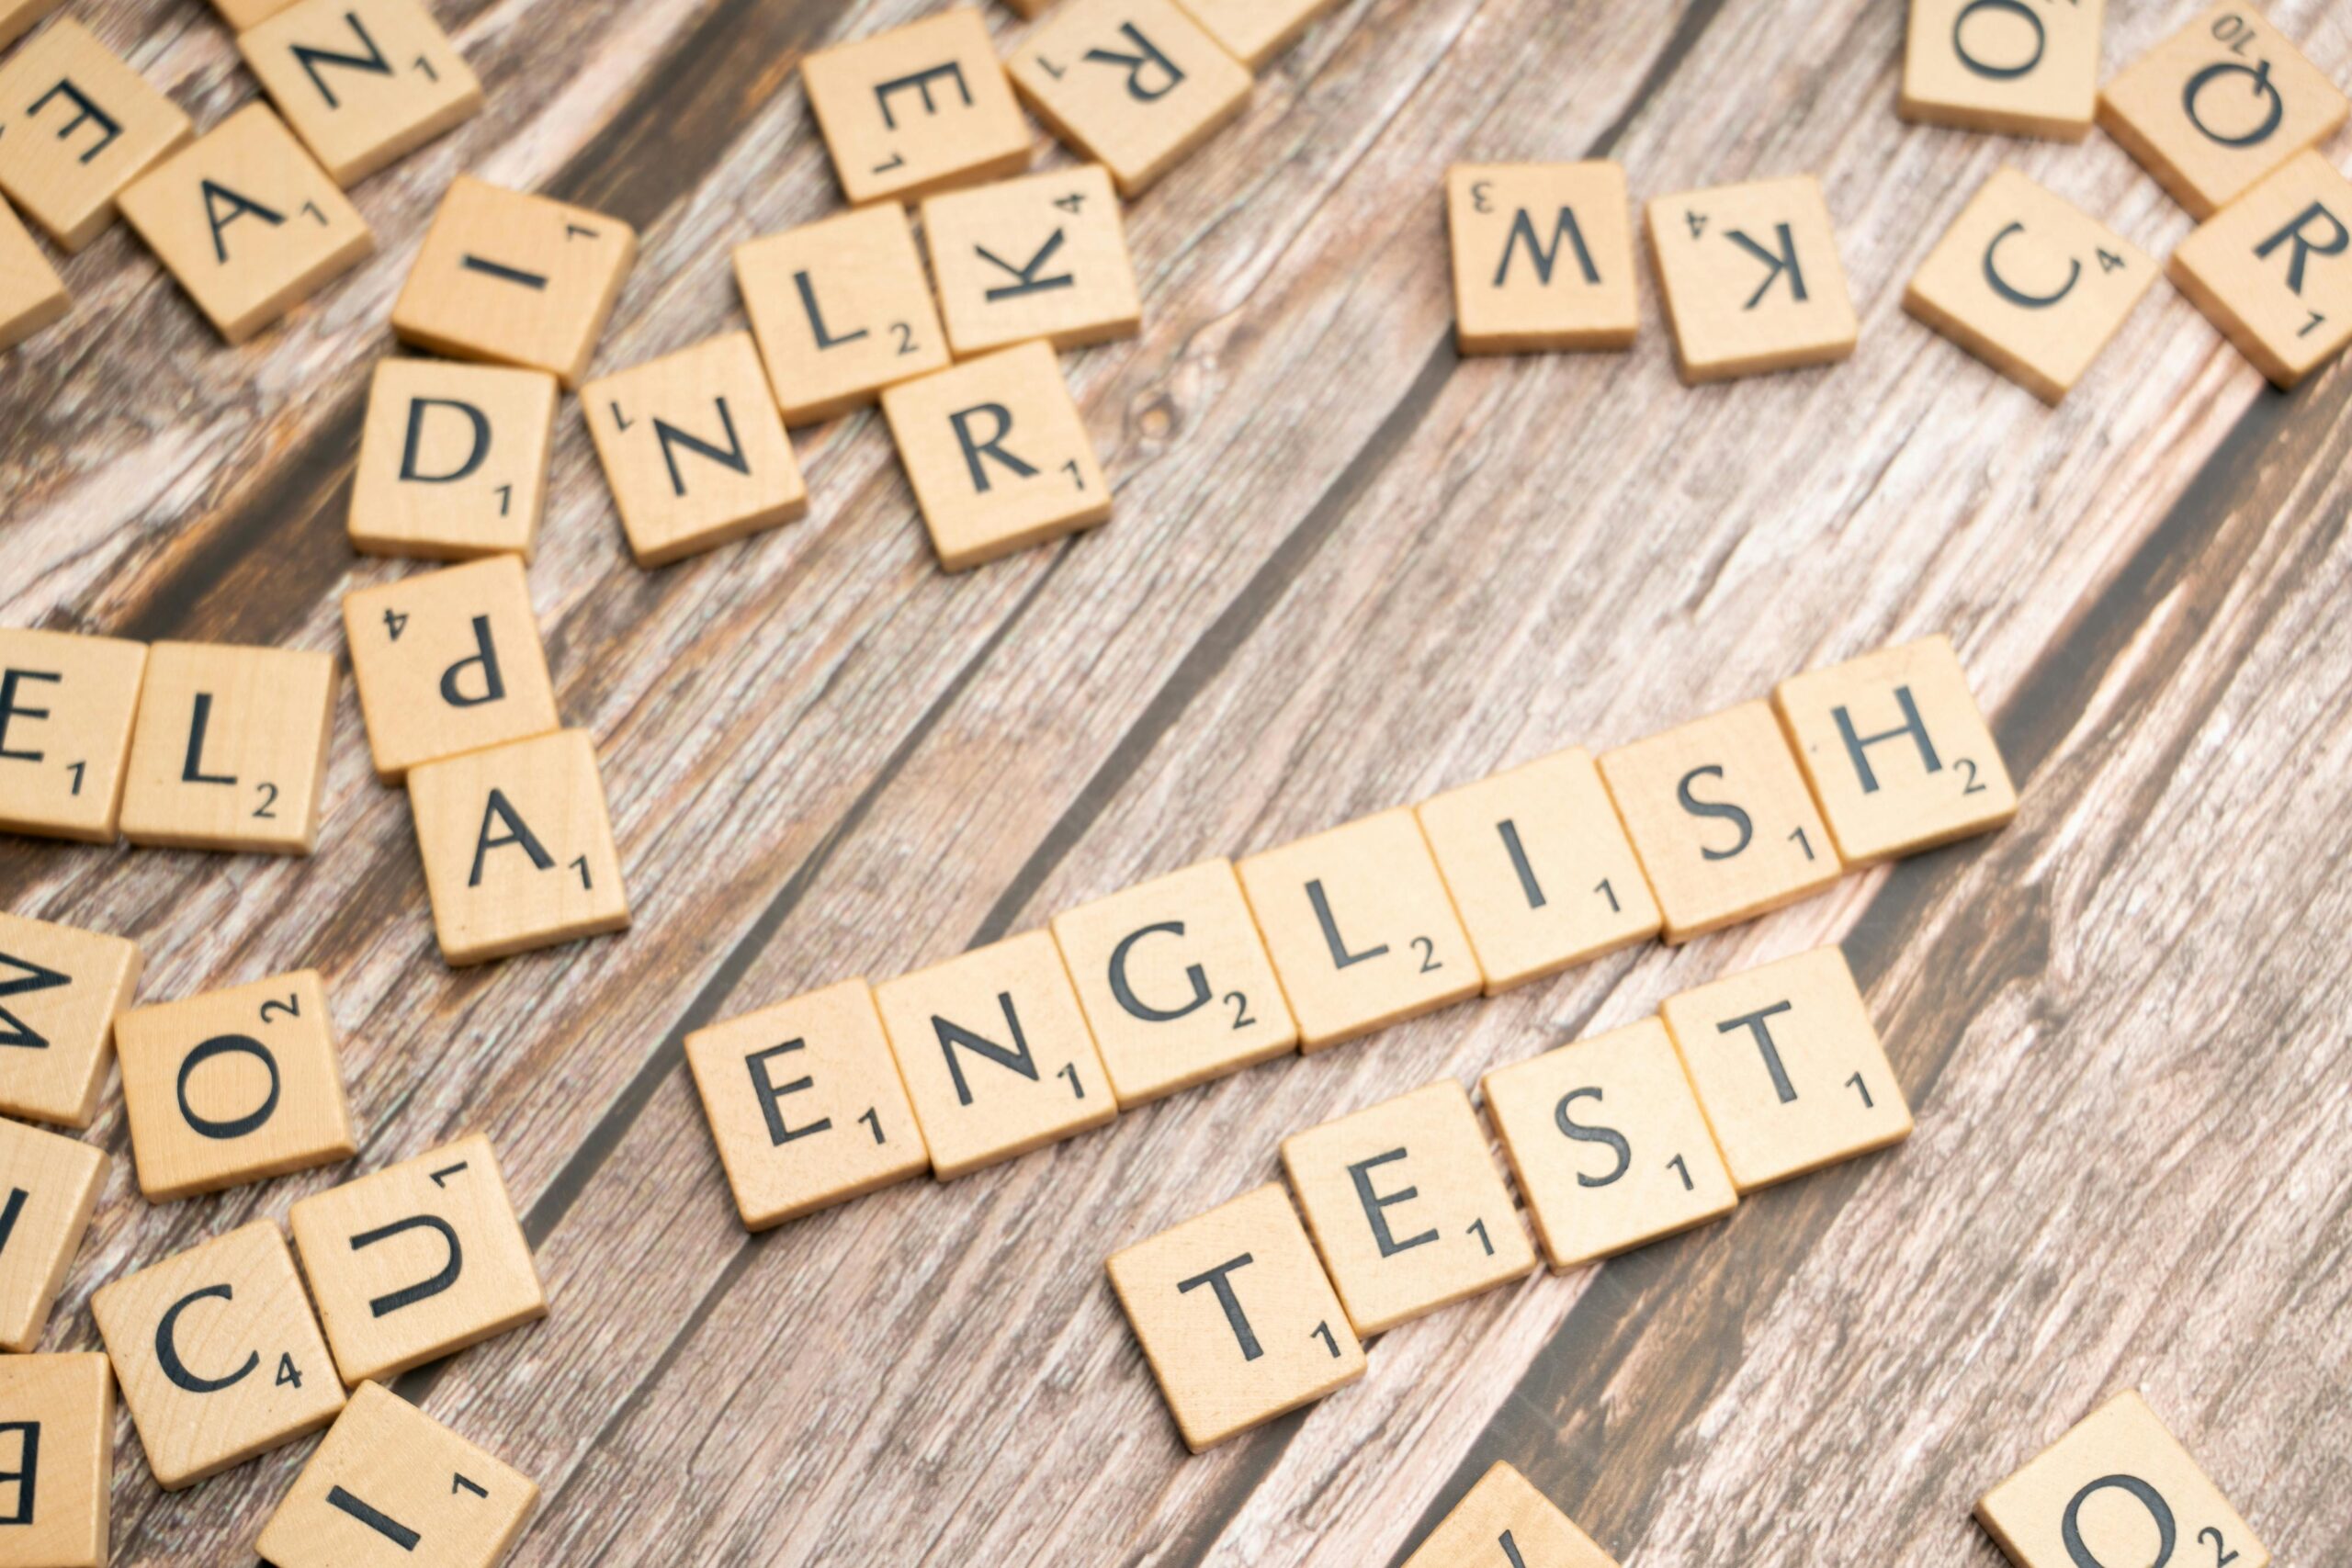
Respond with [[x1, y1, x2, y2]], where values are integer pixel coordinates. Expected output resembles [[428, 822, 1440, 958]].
[[1447, 163, 1639, 354], [1773, 634, 2018, 864], [404, 729, 629, 967], [0, 912, 140, 1130], [1904, 170, 2157, 404], [1279, 1080, 1534, 1337], [116, 969, 356, 1201], [581, 332, 808, 568], [872, 930, 1116, 1181], [0, 1353, 110, 1567], [348, 358, 560, 561], [879, 340, 1111, 571], [1596, 700, 1842, 944], [288, 1134, 545, 1385], [1900, 0, 2106, 140], [210, 0, 302, 30], [117, 640, 336, 855], [732, 203, 950, 426], [1170, 0, 1340, 71], [0, 19, 192, 252], [391, 176, 638, 388], [0, 629, 147, 844], [1481, 1018, 1736, 1270], [1645, 176, 1858, 382], [2100, 6, 2349, 220], [91, 1220, 345, 1490], [117, 103, 372, 344], [343, 556, 560, 784], [684, 979, 931, 1230], [1105, 1183, 1363, 1452], [1009, 0, 1253, 198], [0, 1120, 103, 1352], [1977, 1390, 2268, 1568], [0, 196, 68, 353], [1658, 946, 1910, 1193], [1235, 807, 1480, 1051], [255, 1382, 537, 1568], [922, 164, 1142, 358], [800, 9, 1031, 208], [1416, 748, 1661, 995], [0, 0, 62, 54], [1403, 1461, 1621, 1568], [2169, 149, 2352, 388], [238, 0, 481, 187], [1049, 859, 1298, 1107]]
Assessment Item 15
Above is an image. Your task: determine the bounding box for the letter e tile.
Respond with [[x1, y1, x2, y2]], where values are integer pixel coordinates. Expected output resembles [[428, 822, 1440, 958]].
[[0, 629, 148, 844], [800, 9, 1031, 207], [0, 1353, 111, 1566], [0, 19, 191, 251]]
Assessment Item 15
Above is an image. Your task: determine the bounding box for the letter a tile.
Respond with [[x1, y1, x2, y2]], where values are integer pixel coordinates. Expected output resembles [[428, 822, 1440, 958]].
[[117, 104, 373, 344], [0, 1120, 104, 1352], [2169, 150, 2352, 388], [1977, 1390, 2268, 1568], [0, 1353, 111, 1567], [91, 1220, 345, 1490], [405, 729, 629, 966], [1772, 634, 2018, 864], [0, 629, 148, 844], [1170, 0, 1341, 71], [238, 0, 481, 187], [922, 164, 1142, 358], [1403, 1461, 1621, 1568], [880, 341, 1111, 571], [2099, 6, 2349, 220], [582, 332, 808, 567], [733, 203, 951, 426], [1448, 163, 1639, 354], [348, 359, 560, 561], [0, 912, 141, 1130], [118, 641, 338, 855], [256, 1382, 537, 1568], [392, 177, 638, 388], [1597, 700, 1842, 943], [1280, 1080, 1534, 1336], [1905, 170, 2157, 403], [1417, 747, 1660, 994], [344, 556, 561, 783], [116, 969, 356, 1201], [1901, 0, 2106, 141], [288, 1134, 545, 1386], [802, 10, 1031, 208], [1481, 1019, 1736, 1270], [874, 931, 1115, 1181], [1106, 1184, 1364, 1452], [686, 981, 930, 1231], [1010, 0, 1252, 198], [1646, 176, 1857, 382], [0, 195, 68, 352], [1236, 808, 1480, 1050], [1659, 946, 1911, 1193], [0, 19, 192, 251], [1049, 859, 1298, 1107]]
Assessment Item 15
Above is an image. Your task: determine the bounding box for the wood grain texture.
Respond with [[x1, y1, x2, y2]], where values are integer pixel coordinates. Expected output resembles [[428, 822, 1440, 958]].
[[4, 0, 2349, 1562]]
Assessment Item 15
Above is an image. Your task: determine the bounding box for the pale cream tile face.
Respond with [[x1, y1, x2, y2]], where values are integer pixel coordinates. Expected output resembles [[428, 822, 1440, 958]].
[[1418, 747, 1659, 992], [734, 203, 950, 425], [1645, 177, 1857, 382], [1402, 1461, 1621, 1568], [1280, 1080, 1534, 1336], [343, 555, 562, 783], [1901, 0, 2106, 139], [1773, 633, 2018, 863], [0, 1119, 104, 1351], [923, 164, 1142, 358], [1977, 1391, 2269, 1568], [1009, 0, 1253, 197], [0, 1353, 111, 1566], [684, 979, 931, 1229], [1050, 860, 1297, 1106], [237, 0, 481, 187], [1659, 946, 1911, 1192], [801, 9, 1033, 207], [1482, 1018, 1736, 1270], [0, 912, 141, 1129], [348, 359, 560, 560], [0, 192, 68, 351], [117, 640, 338, 855], [1237, 807, 1481, 1050], [1106, 1184, 1364, 1452], [0, 19, 191, 250], [0, 630, 147, 844], [115, 970, 356, 1201], [873, 931, 1115, 1180], [1448, 163, 1639, 355], [2169, 150, 2352, 388], [1170, 0, 1340, 71]]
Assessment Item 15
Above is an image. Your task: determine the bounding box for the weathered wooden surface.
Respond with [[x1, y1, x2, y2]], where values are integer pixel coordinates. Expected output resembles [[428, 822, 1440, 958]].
[[4, 0, 2349, 1562]]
